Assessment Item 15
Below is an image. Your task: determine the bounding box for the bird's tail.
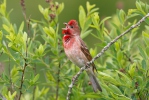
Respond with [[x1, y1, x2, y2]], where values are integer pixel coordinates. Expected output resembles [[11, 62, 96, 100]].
[[87, 70, 102, 92]]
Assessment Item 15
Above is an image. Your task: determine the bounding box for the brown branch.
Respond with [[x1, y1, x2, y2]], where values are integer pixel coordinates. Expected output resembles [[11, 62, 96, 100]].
[[32, 64, 37, 100], [18, 59, 27, 100], [56, 63, 61, 100], [66, 13, 149, 100], [8, 57, 15, 94], [18, 0, 30, 99]]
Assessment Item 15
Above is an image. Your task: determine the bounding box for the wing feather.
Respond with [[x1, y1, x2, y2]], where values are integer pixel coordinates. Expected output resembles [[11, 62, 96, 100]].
[[79, 39, 97, 72]]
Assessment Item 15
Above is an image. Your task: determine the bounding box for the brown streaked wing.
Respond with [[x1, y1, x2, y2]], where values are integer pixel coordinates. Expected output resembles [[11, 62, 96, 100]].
[[79, 39, 97, 72]]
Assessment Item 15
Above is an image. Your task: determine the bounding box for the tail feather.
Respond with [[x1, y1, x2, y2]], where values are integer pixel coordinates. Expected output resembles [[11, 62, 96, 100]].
[[87, 71, 102, 92]]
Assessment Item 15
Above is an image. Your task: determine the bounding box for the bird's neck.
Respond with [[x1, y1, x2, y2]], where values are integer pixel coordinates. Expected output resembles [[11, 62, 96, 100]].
[[63, 35, 72, 43], [63, 34, 77, 49]]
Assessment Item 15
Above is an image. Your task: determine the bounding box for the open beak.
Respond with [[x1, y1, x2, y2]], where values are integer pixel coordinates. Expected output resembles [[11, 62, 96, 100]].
[[62, 23, 68, 34], [63, 23, 67, 26]]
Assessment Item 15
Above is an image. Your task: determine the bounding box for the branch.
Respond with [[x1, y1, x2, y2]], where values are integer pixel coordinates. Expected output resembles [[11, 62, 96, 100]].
[[18, 0, 30, 99], [66, 13, 149, 100], [56, 63, 61, 100]]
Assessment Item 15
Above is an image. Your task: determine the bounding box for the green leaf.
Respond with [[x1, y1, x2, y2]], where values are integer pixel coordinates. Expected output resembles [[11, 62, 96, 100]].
[[117, 9, 126, 23], [38, 44, 44, 56], [86, 1, 95, 13], [56, 2, 64, 14], [11, 66, 18, 78], [99, 16, 111, 26], [136, 1, 142, 11], [138, 45, 147, 59], [79, 6, 86, 29], [43, 27, 55, 37], [92, 13, 99, 27], [142, 31, 149, 45], [18, 21, 24, 33], [0, 0, 6, 16], [116, 70, 131, 87], [0, 31, 3, 40], [33, 74, 40, 83], [99, 72, 121, 85], [81, 29, 92, 39], [1, 17, 10, 26], [82, 17, 92, 32], [114, 42, 120, 51], [128, 63, 136, 78], [141, 59, 146, 70], [38, 5, 44, 14], [117, 50, 123, 63], [109, 84, 122, 95]]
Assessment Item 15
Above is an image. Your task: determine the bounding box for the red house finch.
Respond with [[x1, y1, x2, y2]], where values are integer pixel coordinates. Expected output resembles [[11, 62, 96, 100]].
[[62, 20, 102, 92]]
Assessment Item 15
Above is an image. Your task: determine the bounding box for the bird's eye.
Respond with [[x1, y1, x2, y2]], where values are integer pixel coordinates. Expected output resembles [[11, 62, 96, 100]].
[[70, 26, 73, 28]]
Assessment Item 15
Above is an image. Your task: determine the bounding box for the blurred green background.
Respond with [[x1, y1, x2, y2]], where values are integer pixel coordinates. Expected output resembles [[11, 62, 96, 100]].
[[7, 0, 149, 24], [7, 0, 149, 47]]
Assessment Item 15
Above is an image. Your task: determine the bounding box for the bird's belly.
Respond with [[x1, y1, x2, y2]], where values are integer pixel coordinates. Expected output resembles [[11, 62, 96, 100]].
[[65, 44, 87, 68]]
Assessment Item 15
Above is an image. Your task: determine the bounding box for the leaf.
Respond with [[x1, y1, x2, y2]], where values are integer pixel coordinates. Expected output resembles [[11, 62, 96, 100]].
[[114, 42, 120, 51], [11, 66, 18, 78], [82, 17, 92, 32], [0, 31, 3, 40], [142, 31, 149, 45], [111, 92, 131, 100], [99, 72, 121, 85], [56, 2, 64, 14], [116, 70, 131, 87], [81, 29, 92, 39], [86, 1, 95, 13], [3, 24, 10, 33], [136, 1, 142, 11], [33, 74, 40, 83], [38, 44, 44, 56], [18, 21, 24, 33], [38, 5, 44, 14], [117, 9, 126, 23], [117, 50, 123, 63], [128, 63, 136, 78], [109, 84, 122, 95], [1, 17, 10, 26], [92, 13, 99, 27], [141, 59, 146, 70], [79, 6, 86, 29], [138, 45, 147, 59], [99, 16, 111, 26]]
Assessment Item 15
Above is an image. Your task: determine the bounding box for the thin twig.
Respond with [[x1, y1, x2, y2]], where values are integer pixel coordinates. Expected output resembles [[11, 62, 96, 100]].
[[66, 13, 149, 100], [32, 64, 37, 100], [8, 57, 14, 93], [18, 0, 30, 99], [56, 37, 62, 100], [56, 63, 61, 100], [18, 59, 27, 100]]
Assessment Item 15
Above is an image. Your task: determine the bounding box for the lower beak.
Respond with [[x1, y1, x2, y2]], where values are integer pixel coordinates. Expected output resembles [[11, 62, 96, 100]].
[[62, 28, 67, 34]]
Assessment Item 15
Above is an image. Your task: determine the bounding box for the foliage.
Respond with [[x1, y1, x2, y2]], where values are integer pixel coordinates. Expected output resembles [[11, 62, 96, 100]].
[[0, 0, 149, 100]]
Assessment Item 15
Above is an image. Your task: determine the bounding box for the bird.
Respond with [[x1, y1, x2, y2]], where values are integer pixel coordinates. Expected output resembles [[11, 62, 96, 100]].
[[62, 20, 102, 92]]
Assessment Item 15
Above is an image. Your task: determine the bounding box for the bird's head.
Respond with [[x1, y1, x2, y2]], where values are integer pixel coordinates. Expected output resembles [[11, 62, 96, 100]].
[[62, 20, 80, 36]]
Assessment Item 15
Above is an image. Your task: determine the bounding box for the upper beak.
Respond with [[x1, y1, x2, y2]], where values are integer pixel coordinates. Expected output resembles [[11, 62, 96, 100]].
[[63, 23, 67, 26]]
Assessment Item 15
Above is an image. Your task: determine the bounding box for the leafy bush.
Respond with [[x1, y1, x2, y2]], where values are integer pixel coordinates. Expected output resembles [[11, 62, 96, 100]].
[[0, 0, 149, 100]]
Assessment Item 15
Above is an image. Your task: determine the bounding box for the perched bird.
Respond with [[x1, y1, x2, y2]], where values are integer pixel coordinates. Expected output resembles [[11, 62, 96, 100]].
[[62, 20, 102, 92]]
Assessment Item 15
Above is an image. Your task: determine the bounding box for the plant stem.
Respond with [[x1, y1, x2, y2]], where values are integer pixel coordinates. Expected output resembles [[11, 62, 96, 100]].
[[56, 63, 61, 100]]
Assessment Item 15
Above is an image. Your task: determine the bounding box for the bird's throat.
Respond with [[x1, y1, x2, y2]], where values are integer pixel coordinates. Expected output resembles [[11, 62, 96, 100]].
[[63, 35, 71, 43]]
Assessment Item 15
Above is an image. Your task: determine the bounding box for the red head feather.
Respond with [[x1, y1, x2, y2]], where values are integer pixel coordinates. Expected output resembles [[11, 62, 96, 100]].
[[68, 20, 78, 26]]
